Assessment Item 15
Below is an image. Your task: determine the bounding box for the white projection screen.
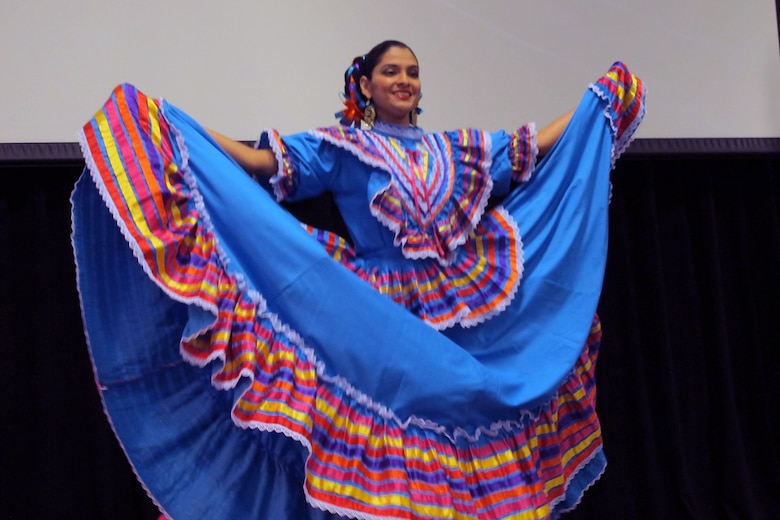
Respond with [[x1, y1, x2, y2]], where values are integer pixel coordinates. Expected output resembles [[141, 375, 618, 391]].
[[2, 0, 779, 144]]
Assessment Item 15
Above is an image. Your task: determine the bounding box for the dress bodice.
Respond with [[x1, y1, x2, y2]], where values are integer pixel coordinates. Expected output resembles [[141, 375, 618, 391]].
[[256, 120, 538, 329], [262, 121, 537, 251]]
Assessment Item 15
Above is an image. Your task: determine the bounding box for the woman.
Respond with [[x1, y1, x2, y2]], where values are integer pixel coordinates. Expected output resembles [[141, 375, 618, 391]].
[[72, 40, 645, 519]]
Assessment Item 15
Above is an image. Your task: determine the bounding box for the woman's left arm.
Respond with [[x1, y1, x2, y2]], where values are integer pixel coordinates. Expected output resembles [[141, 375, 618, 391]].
[[537, 109, 574, 156]]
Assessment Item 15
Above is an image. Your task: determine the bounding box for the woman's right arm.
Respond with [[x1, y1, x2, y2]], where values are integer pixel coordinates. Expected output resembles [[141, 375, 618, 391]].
[[208, 129, 278, 177], [537, 109, 574, 157]]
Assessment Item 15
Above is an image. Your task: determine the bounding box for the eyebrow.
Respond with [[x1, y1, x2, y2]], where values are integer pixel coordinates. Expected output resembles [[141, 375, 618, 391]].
[[381, 63, 419, 70]]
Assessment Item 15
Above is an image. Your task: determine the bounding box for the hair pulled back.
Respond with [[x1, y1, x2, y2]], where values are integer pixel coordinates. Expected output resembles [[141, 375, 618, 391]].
[[336, 40, 417, 126]]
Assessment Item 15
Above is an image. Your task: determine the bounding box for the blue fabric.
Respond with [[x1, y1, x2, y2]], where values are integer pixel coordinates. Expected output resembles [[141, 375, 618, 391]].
[[72, 87, 613, 518], [72, 176, 335, 519], [162, 90, 611, 425], [78, 88, 612, 425], [275, 125, 517, 201], [192, 91, 612, 422], [268, 125, 519, 259], [444, 90, 613, 405]]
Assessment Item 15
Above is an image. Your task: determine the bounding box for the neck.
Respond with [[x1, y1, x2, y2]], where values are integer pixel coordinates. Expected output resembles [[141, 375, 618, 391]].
[[375, 118, 409, 128], [376, 116, 409, 127], [371, 120, 423, 139]]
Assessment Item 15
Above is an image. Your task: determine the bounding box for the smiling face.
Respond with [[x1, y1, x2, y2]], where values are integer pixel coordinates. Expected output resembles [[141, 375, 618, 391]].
[[359, 46, 421, 126]]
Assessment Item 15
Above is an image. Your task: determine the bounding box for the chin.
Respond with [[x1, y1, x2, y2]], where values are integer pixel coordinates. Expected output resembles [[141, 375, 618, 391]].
[[391, 108, 414, 121]]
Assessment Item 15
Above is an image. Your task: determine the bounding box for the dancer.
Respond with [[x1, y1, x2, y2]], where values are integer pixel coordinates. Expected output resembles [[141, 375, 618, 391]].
[[72, 40, 645, 519]]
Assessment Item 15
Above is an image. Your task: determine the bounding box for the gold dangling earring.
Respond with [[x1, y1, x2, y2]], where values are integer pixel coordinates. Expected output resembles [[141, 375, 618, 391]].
[[363, 99, 376, 128]]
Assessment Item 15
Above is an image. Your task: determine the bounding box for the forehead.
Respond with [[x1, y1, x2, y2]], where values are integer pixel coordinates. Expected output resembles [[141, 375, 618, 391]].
[[376, 46, 418, 67]]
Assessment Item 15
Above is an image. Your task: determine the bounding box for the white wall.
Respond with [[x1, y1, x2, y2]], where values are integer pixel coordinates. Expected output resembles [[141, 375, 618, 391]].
[[2, 0, 779, 142]]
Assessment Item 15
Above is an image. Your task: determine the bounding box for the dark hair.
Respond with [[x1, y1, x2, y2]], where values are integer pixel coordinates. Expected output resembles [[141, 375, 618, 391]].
[[338, 40, 416, 124]]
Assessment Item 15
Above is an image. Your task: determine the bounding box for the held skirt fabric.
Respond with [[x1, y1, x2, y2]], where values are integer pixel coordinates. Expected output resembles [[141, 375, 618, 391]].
[[71, 64, 644, 519]]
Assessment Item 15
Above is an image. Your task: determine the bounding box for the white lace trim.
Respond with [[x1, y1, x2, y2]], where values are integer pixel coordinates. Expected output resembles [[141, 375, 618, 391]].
[[256, 128, 288, 202], [587, 81, 647, 169], [76, 89, 602, 520], [310, 127, 496, 267]]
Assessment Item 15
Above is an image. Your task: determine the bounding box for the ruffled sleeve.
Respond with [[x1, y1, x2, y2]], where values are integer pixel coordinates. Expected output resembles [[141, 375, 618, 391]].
[[255, 129, 341, 202], [508, 123, 538, 183], [485, 123, 539, 198]]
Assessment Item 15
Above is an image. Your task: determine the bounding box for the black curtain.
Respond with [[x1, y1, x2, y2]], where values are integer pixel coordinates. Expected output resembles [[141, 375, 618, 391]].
[[1, 151, 778, 519]]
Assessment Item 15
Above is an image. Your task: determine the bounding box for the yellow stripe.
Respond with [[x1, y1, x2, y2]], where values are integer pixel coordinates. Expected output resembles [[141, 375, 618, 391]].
[[317, 398, 373, 439], [258, 400, 313, 429], [101, 98, 218, 296], [607, 69, 636, 109], [420, 148, 429, 182], [465, 445, 520, 473], [310, 472, 473, 519], [560, 429, 601, 467], [308, 473, 413, 510], [94, 111, 167, 265], [146, 97, 163, 151]]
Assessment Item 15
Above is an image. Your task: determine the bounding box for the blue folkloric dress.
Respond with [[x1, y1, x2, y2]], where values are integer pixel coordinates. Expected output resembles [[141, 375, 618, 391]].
[[71, 63, 645, 519]]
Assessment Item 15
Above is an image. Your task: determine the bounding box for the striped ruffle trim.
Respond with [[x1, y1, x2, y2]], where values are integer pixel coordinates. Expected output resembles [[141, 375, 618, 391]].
[[79, 84, 228, 311], [302, 204, 523, 331], [303, 318, 605, 519], [589, 61, 647, 167], [509, 123, 538, 183], [80, 83, 605, 519], [261, 128, 298, 202], [309, 127, 497, 267]]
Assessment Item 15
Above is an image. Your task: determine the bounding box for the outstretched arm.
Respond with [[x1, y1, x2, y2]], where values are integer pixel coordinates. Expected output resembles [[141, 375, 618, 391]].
[[537, 109, 573, 157], [208, 129, 278, 177]]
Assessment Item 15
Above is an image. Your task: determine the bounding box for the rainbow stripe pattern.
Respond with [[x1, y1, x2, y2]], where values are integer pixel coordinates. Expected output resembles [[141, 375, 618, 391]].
[[301, 203, 522, 330], [590, 61, 646, 165], [275, 126, 525, 330], [76, 64, 639, 517], [308, 126, 496, 263], [509, 123, 537, 183]]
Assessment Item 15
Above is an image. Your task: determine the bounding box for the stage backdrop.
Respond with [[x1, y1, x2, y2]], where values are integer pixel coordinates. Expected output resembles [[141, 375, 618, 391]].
[[2, 0, 780, 143]]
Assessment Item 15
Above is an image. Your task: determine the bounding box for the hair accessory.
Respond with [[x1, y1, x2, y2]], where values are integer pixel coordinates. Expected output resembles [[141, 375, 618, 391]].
[[336, 56, 368, 126], [337, 93, 364, 126]]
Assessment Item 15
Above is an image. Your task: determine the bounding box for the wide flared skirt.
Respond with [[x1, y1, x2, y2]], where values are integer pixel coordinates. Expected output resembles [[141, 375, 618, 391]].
[[72, 64, 644, 519]]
